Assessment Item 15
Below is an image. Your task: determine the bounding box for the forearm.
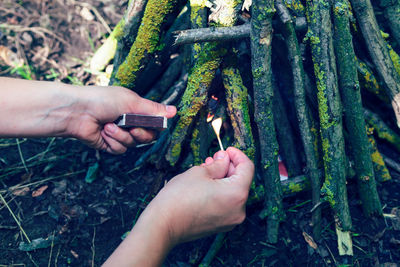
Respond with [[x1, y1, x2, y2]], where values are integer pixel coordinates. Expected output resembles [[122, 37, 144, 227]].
[[0, 78, 84, 137], [103, 204, 175, 267]]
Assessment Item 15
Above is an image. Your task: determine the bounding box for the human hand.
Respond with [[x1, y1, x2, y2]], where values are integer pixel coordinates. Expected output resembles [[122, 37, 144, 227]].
[[102, 147, 254, 266], [146, 147, 255, 244], [67, 85, 176, 154]]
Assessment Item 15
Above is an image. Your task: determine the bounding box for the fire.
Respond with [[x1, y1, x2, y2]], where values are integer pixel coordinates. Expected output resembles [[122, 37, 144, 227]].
[[211, 118, 224, 151], [206, 113, 214, 123], [206, 95, 219, 122]]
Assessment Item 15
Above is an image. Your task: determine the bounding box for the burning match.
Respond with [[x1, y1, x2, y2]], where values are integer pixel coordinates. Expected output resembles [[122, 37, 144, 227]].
[[211, 118, 224, 151]]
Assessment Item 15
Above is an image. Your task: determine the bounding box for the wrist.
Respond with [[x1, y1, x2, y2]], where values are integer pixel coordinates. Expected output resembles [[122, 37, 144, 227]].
[[103, 202, 176, 266], [61, 84, 91, 138]]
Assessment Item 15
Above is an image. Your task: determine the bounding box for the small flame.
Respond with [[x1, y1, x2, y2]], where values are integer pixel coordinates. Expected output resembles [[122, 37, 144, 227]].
[[211, 118, 224, 151], [207, 113, 215, 123], [211, 118, 222, 135], [211, 95, 218, 101]]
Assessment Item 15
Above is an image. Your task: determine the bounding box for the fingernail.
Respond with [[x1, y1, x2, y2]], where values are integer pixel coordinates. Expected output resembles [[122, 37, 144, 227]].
[[215, 151, 226, 160], [166, 105, 176, 113], [105, 123, 117, 134]]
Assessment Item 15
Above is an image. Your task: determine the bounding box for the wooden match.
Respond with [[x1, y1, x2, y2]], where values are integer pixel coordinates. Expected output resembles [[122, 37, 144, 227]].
[[115, 114, 168, 129]]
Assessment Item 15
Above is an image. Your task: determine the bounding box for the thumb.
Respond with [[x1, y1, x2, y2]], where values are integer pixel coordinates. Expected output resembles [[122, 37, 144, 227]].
[[134, 97, 177, 118], [203, 151, 230, 179]]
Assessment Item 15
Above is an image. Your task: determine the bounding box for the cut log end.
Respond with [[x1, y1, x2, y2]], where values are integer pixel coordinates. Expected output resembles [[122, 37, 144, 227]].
[[335, 227, 353, 256]]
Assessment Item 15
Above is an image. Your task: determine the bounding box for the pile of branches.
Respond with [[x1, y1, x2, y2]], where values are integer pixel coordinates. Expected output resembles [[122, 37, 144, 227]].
[[91, 0, 400, 262]]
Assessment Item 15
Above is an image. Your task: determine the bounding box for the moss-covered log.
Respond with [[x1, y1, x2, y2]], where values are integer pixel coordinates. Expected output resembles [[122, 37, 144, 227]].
[[306, 0, 353, 256], [111, 0, 149, 73], [379, 0, 400, 46], [222, 51, 255, 160], [333, 0, 382, 217], [350, 0, 400, 128], [112, 0, 178, 88], [166, 0, 243, 166], [251, 0, 284, 244], [276, 0, 322, 240]]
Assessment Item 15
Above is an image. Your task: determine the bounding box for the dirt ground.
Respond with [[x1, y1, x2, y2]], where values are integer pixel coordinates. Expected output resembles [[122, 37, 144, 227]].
[[1, 1, 400, 266]]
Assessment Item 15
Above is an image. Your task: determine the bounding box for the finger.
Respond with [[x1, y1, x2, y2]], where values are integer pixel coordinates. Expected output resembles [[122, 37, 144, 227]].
[[134, 98, 177, 119], [100, 131, 128, 155], [104, 123, 135, 147], [205, 157, 214, 166], [129, 128, 156, 143], [225, 147, 254, 188], [203, 150, 230, 179]]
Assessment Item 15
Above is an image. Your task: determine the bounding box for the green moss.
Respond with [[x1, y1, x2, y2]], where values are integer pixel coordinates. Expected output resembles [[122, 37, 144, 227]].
[[388, 43, 400, 76], [284, 0, 305, 14], [112, 20, 125, 41], [288, 182, 303, 193], [368, 134, 392, 182], [169, 142, 182, 166], [115, 0, 177, 87], [333, 1, 348, 16], [321, 174, 336, 207], [190, 128, 201, 165], [252, 67, 264, 79]]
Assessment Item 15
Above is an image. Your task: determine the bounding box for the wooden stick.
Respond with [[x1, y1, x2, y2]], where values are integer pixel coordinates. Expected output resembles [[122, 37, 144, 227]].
[[333, 0, 382, 217], [276, 0, 322, 240], [251, 0, 284, 244], [306, 0, 353, 256]]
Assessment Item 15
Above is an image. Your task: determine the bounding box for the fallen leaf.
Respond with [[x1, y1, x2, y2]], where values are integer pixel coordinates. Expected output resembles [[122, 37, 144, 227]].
[[85, 162, 100, 183], [0, 45, 23, 68], [32, 185, 48, 197], [80, 7, 94, 21], [93, 206, 108, 215], [70, 250, 79, 259], [302, 231, 318, 250], [19, 236, 58, 251], [12, 187, 30, 196]]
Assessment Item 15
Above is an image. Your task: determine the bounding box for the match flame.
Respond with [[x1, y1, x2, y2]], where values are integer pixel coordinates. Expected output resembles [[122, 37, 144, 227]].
[[211, 118, 224, 151], [207, 113, 215, 123]]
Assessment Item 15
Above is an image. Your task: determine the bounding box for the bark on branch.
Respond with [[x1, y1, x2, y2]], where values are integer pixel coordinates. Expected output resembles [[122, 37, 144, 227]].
[[350, 0, 400, 128]]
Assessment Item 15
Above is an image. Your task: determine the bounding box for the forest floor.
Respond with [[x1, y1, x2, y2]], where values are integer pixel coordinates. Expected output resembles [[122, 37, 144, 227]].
[[1, 1, 400, 266]]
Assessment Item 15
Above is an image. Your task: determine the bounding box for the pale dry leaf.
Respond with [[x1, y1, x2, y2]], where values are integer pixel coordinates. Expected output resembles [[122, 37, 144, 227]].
[[12, 187, 30, 196], [0, 45, 23, 68], [70, 250, 79, 259], [32, 46, 50, 66], [302, 231, 318, 250], [80, 6, 94, 21], [32, 185, 48, 197]]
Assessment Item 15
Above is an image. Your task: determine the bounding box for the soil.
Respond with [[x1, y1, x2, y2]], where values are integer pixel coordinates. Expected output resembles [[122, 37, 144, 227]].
[[1, 1, 400, 266]]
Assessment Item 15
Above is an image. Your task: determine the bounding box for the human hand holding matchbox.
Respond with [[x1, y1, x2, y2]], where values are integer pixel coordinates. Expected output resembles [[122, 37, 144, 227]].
[[115, 114, 168, 129]]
